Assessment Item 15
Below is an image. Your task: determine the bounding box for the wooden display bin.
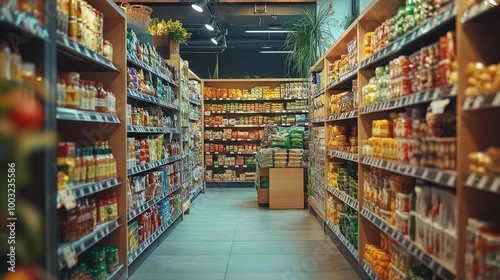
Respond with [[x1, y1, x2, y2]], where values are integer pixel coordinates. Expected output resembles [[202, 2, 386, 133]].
[[269, 168, 305, 209], [257, 168, 270, 205]]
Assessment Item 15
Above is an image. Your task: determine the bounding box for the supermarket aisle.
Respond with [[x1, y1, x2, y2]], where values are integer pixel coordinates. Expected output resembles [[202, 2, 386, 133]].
[[129, 187, 357, 280]]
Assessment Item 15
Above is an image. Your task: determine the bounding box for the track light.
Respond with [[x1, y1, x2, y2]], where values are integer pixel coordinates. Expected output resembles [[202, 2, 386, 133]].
[[205, 18, 217, 31], [191, 0, 207, 12], [211, 34, 224, 45], [220, 36, 227, 48]]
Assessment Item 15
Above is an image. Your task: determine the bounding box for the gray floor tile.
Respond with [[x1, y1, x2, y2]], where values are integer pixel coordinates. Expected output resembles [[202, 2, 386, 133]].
[[227, 255, 354, 273], [129, 272, 226, 280], [226, 271, 358, 280], [230, 240, 340, 255], [153, 241, 233, 255], [135, 255, 230, 273]]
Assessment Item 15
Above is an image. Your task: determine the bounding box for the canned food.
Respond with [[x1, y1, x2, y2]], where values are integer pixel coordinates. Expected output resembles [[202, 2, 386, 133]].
[[68, 16, 78, 39]]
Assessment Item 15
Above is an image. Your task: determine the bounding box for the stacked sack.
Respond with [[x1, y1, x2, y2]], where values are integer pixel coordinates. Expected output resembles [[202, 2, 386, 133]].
[[274, 148, 288, 168], [256, 148, 274, 168], [289, 127, 305, 149], [288, 149, 303, 168]]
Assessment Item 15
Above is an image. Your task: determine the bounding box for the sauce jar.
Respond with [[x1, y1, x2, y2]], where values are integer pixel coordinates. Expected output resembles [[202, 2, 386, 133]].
[[103, 40, 113, 60]]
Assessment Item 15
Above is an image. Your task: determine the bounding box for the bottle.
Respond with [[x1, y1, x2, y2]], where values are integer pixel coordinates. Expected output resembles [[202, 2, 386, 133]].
[[86, 147, 95, 183], [106, 89, 116, 114], [95, 83, 106, 113], [88, 81, 96, 112], [94, 144, 103, 182], [90, 198, 97, 229], [84, 198, 91, 234], [74, 148, 82, 185], [107, 192, 118, 221], [57, 78, 66, 108], [80, 80, 88, 110], [102, 142, 109, 180], [109, 146, 117, 177], [0, 41, 11, 80], [80, 146, 87, 184], [75, 199, 83, 239], [64, 72, 80, 109]]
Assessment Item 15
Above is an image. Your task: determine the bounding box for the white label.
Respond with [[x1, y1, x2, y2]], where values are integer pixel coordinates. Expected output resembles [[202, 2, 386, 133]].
[[58, 188, 76, 210], [62, 245, 78, 268], [492, 93, 500, 107]]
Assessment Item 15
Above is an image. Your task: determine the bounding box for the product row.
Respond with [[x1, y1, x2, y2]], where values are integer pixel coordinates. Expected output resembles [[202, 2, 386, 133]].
[[255, 148, 304, 169], [362, 0, 453, 59], [126, 29, 178, 82], [465, 61, 500, 96], [328, 36, 358, 82], [127, 67, 177, 105], [126, 163, 181, 211], [127, 105, 178, 128], [204, 100, 308, 112], [58, 193, 119, 242], [326, 196, 358, 249], [205, 155, 256, 167], [56, 72, 116, 113], [56, 0, 111, 58], [126, 136, 181, 169], [204, 129, 263, 140], [204, 143, 259, 154], [58, 246, 120, 280], [327, 125, 358, 154], [466, 218, 500, 279], [204, 170, 255, 182], [204, 114, 308, 126], [128, 196, 181, 254], [362, 33, 456, 105], [312, 94, 325, 119], [188, 80, 202, 103], [363, 167, 457, 267], [329, 81, 358, 116], [364, 233, 438, 280], [203, 82, 309, 100], [327, 160, 358, 199], [361, 100, 456, 170], [261, 126, 306, 150], [57, 141, 117, 186]]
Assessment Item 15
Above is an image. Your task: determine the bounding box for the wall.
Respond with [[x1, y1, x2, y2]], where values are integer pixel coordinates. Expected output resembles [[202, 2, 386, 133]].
[[359, 0, 372, 13], [182, 51, 296, 79]]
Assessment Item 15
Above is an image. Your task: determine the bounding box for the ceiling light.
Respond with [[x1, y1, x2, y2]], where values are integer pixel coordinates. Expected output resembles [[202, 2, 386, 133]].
[[211, 34, 223, 45], [261, 46, 272, 49], [191, 0, 207, 12], [246, 30, 293, 34], [260, 51, 293, 54], [205, 18, 216, 31]]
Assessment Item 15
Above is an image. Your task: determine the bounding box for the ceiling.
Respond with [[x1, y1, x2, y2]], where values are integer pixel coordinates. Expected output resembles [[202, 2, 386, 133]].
[[146, 2, 316, 53]]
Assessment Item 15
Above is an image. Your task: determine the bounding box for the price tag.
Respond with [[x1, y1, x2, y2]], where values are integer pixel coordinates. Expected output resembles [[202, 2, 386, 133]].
[[490, 177, 500, 192], [58, 188, 77, 210], [477, 176, 489, 189], [472, 96, 484, 109], [492, 93, 500, 107], [465, 173, 477, 186], [62, 245, 78, 268]]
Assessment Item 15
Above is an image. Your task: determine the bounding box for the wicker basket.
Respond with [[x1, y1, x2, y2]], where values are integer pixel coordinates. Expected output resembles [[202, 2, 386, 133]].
[[121, 2, 152, 30]]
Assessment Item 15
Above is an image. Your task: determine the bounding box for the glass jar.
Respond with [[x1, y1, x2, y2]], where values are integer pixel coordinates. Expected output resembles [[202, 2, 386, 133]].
[[103, 40, 113, 60]]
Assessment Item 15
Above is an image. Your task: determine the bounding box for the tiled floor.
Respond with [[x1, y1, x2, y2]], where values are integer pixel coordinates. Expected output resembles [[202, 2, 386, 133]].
[[129, 187, 358, 280]]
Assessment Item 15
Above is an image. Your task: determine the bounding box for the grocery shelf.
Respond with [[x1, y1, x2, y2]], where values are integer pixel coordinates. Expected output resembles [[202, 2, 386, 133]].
[[127, 88, 180, 111], [461, 2, 500, 23], [190, 184, 203, 202], [57, 34, 118, 72], [463, 92, 500, 111], [327, 149, 359, 163], [189, 99, 202, 106], [207, 165, 255, 168], [127, 125, 180, 134], [205, 151, 257, 155], [312, 87, 326, 99], [0, 8, 49, 42], [204, 138, 261, 142], [327, 110, 358, 121], [71, 177, 122, 200], [205, 110, 309, 114], [56, 108, 121, 123], [313, 118, 325, 124], [361, 84, 458, 115], [326, 69, 358, 90], [57, 218, 121, 270], [359, 4, 457, 70], [281, 123, 309, 126], [204, 97, 308, 102], [325, 220, 358, 260], [361, 260, 382, 280], [106, 264, 124, 280], [206, 180, 254, 183], [189, 116, 200, 122], [205, 124, 264, 128], [360, 207, 456, 280], [127, 183, 181, 222], [127, 155, 182, 176], [361, 156, 457, 188], [326, 186, 358, 211], [128, 211, 182, 265], [307, 196, 325, 221], [465, 173, 500, 194], [127, 55, 179, 87]]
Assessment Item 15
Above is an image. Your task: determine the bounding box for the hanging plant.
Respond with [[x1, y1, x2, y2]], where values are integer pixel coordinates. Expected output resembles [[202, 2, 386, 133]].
[[149, 18, 192, 44], [282, 4, 336, 78]]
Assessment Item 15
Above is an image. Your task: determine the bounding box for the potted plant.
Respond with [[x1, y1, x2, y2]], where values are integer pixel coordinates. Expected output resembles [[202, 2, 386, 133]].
[[282, 5, 336, 78], [149, 18, 192, 54]]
